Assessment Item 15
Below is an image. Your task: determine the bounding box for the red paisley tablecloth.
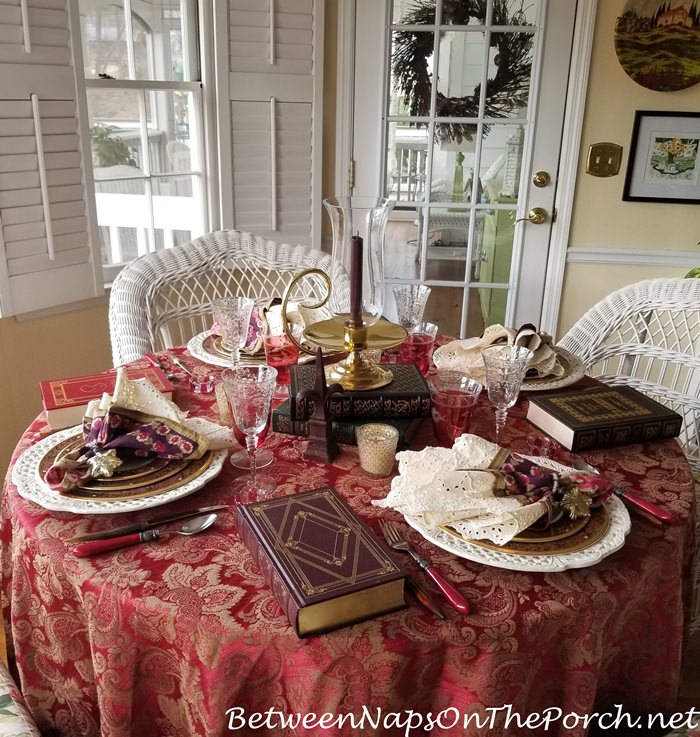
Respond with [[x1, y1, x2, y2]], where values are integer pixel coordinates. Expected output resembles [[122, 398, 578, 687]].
[[0, 352, 696, 737]]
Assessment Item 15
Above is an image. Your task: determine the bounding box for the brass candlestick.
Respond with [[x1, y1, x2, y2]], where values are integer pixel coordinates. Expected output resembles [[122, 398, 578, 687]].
[[280, 268, 406, 391]]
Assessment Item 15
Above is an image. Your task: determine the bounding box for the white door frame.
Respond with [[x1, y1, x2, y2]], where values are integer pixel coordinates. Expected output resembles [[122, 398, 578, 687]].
[[334, 0, 599, 338]]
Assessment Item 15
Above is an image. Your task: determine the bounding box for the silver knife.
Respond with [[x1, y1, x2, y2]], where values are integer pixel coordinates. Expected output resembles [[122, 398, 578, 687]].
[[67, 504, 228, 543]]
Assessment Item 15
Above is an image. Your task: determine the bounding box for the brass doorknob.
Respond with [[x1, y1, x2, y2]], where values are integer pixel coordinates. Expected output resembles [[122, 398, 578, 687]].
[[515, 207, 548, 225], [532, 171, 550, 187]]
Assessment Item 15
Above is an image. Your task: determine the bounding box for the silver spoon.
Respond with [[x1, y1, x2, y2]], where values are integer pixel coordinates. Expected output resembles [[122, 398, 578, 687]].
[[74, 513, 218, 557]]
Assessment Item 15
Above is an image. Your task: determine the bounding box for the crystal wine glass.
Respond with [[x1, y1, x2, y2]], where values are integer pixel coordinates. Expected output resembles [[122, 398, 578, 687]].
[[392, 285, 431, 331], [227, 404, 273, 470], [480, 344, 533, 442], [221, 365, 278, 502], [213, 297, 254, 365]]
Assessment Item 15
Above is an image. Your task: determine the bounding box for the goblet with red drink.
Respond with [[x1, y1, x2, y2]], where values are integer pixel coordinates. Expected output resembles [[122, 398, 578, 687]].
[[221, 366, 276, 480], [398, 321, 438, 375], [427, 370, 483, 446], [263, 323, 302, 398], [229, 406, 273, 469]]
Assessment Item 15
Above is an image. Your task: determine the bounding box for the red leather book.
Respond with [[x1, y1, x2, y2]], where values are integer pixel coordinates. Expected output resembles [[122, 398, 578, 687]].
[[237, 487, 407, 637], [40, 366, 174, 430]]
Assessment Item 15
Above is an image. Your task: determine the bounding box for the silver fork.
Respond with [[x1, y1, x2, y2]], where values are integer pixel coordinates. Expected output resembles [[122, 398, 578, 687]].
[[379, 520, 470, 615]]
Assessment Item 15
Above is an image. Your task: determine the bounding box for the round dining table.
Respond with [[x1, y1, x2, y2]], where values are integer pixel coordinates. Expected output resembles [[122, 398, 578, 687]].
[[0, 349, 696, 737]]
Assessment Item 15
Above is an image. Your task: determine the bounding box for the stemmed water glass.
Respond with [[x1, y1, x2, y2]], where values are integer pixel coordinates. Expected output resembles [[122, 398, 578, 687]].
[[392, 285, 431, 331], [481, 344, 533, 442], [221, 365, 278, 503], [213, 297, 255, 365]]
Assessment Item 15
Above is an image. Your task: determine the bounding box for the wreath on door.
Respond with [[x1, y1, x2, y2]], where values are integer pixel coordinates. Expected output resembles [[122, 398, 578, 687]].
[[392, 0, 533, 144]]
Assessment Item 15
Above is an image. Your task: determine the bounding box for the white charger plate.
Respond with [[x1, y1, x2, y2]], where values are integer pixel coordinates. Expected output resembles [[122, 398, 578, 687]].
[[433, 339, 585, 392], [403, 455, 631, 572], [187, 331, 324, 369], [11, 426, 227, 515]]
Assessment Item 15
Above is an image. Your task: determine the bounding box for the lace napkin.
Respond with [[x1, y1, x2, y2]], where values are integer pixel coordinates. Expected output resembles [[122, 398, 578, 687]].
[[44, 368, 232, 493], [435, 324, 567, 381], [373, 434, 613, 545]]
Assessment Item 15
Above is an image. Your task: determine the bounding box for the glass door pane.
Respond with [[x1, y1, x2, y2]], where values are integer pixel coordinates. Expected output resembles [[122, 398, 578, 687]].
[[382, 0, 538, 338]]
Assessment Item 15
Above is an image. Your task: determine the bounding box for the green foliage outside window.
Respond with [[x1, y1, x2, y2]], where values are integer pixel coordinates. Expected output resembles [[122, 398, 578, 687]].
[[89, 124, 137, 167]]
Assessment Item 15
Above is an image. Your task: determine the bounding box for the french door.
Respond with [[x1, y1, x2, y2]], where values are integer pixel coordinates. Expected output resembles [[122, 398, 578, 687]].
[[349, 0, 578, 338]]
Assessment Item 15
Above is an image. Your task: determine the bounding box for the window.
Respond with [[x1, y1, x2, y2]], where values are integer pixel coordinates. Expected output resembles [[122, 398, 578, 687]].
[[78, 0, 207, 281]]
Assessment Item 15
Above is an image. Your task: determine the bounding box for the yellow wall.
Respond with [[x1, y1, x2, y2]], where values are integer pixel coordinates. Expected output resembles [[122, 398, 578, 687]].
[[0, 303, 112, 478], [2, 0, 700, 474], [558, 0, 700, 335]]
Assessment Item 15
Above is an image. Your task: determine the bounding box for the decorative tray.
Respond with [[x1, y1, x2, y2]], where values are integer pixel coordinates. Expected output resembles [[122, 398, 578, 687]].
[[12, 427, 227, 514]]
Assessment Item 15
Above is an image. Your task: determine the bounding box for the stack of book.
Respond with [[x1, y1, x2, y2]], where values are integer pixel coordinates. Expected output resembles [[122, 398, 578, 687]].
[[272, 363, 431, 446]]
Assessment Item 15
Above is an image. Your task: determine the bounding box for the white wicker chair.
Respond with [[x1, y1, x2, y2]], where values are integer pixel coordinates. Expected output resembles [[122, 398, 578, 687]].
[[109, 230, 344, 366], [0, 661, 40, 736], [558, 277, 700, 635]]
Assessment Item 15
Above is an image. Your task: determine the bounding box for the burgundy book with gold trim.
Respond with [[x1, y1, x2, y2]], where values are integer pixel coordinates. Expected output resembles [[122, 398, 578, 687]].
[[237, 487, 407, 637], [40, 366, 174, 430]]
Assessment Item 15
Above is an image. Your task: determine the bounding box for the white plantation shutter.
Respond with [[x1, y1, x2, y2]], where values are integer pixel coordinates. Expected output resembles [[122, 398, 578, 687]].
[[0, 0, 101, 316], [224, 0, 322, 247]]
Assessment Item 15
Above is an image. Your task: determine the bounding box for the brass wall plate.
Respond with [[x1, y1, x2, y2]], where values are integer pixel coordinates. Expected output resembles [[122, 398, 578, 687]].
[[586, 142, 622, 177]]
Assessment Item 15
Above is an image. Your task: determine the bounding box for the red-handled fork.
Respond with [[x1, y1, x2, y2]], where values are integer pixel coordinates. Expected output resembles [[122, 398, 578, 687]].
[[380, 520, 470, 615]]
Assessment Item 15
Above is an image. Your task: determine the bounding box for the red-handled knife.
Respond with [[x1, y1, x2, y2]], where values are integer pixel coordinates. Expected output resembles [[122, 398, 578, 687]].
[[573, 459, 674, 525], [67, 504, 228, 543], [74, 513, 218, 557], [74, 530, 160, 557], [612, 487, 675, 525]]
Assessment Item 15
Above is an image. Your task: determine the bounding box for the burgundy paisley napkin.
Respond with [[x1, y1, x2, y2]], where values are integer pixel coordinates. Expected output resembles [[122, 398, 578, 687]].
[[44, 406, 208, 494], [42, 367, 222, 494]]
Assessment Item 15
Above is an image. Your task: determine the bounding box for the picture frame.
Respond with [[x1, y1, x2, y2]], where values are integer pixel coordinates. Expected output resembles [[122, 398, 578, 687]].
[[622, 111, 700, 204]]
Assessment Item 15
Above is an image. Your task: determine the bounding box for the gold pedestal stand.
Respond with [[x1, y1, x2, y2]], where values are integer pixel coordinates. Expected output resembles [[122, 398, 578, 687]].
[[281, 269, 407, 391], [324, 322, 393, 391]]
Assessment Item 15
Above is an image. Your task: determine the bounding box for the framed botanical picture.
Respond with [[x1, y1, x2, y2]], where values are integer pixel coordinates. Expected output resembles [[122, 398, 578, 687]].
[[622, 110, 700, 204]]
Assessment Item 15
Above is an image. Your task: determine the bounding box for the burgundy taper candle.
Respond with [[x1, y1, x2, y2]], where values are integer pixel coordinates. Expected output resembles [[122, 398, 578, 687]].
[[349, 234, 363, 324]]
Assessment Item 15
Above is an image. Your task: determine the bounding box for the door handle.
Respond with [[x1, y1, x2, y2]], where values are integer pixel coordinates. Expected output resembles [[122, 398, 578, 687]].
[[515, 207, 548, 225]]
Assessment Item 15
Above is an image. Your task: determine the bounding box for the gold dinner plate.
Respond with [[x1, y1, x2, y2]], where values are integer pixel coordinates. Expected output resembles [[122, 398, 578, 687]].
[[441, 506, 610, 556], [203, 333, 338, 364], [39, 433, 216, 502], [304, 318, 407, 351]]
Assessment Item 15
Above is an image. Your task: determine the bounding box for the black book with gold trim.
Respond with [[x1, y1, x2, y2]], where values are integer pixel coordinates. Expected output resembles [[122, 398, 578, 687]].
[[237, 487, 407, 637], [526, 385, 682, 452], [289, 363, 431, 421]]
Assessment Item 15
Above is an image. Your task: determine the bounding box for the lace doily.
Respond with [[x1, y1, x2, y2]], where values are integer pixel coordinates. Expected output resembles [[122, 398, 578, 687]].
[[373, 434, 606, 546]]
